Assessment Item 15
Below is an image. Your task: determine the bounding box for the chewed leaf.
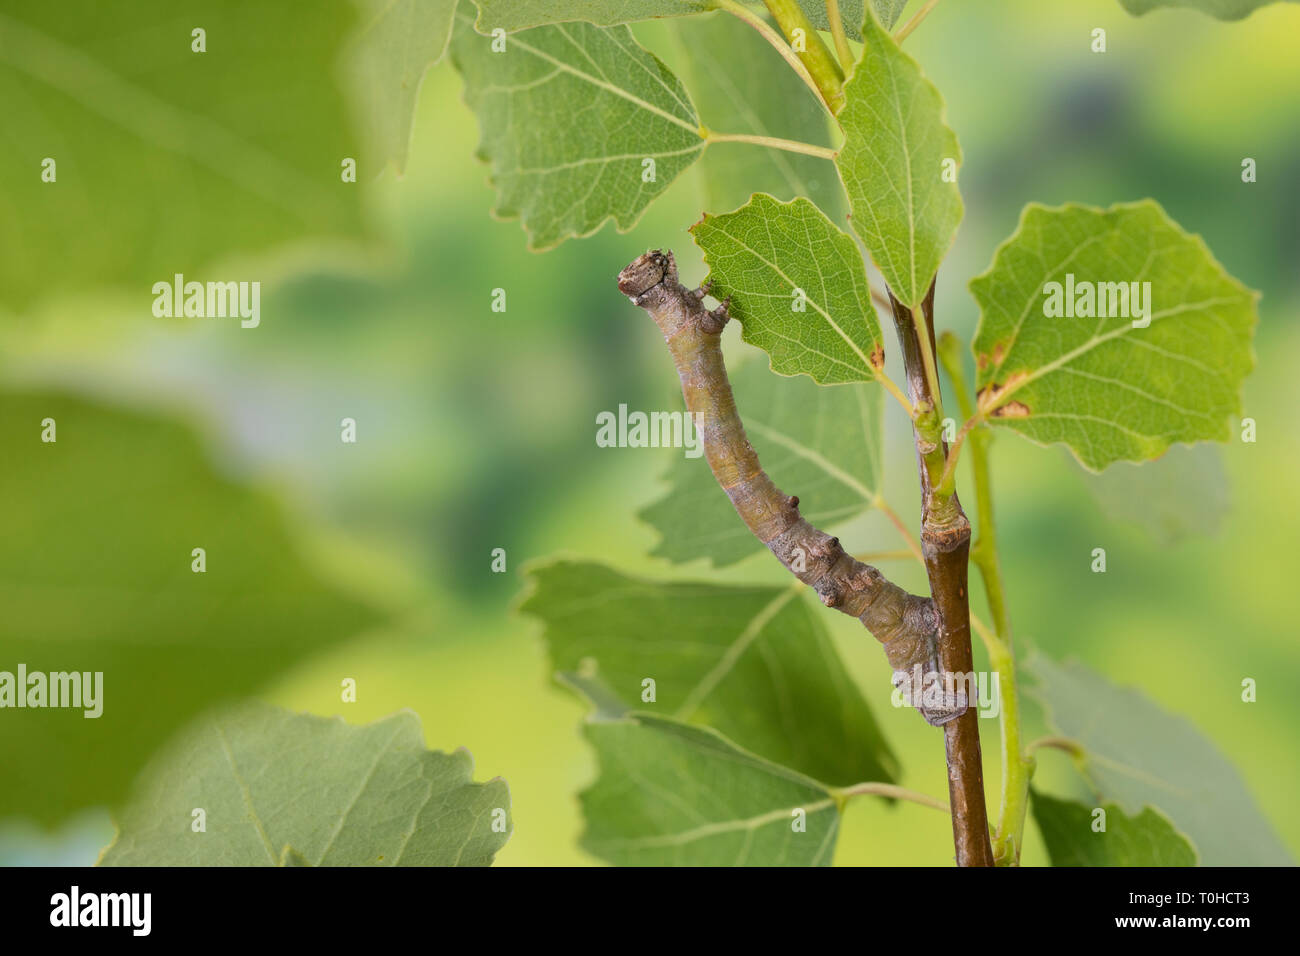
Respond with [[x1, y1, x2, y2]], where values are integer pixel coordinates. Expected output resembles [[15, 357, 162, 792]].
[[581, 711, 840, 866], [521, 560, 898, 786], [970, 201, 1257, 471], [835, 8, 963, 307], [691, 194, 886, 385], [639, 357, 882, 567], [1031, 790, 1198, 866], [449, 11, 704, 249], [101, 703, 512, 866]]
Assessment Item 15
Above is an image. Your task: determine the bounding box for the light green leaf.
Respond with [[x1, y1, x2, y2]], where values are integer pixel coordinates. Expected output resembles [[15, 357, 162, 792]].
[[100, 703, 511, 866], [581, 711, 840, 865], [639, 357, 881, 566], [1078, 443, 1229, 545], [475, 0, 712, 31], [654, 12, 840, 215], [1118, 0, 1296, 20], [471, 1, 908, 36], [0, 389, 378, 825], [449, 11, 705, 249], [970, 201, 1258, 472], [1026, 655, 1293, 865], [800, 2, 911, 37], [0, 0, 365, 314], [691, 193, 886, 385], [521, 560, 899, 786], [345, 0, 458, 174], [1031, 790, 1198, 866], [835, 9, 962, 307]]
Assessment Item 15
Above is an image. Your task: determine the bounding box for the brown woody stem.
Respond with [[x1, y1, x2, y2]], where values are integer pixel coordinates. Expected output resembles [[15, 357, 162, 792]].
[[886, 281, 995, 868], [619, 250, 958, 726]]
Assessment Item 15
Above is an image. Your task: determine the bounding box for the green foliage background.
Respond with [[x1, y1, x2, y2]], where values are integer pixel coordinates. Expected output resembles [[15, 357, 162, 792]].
[[2, 0, 1298, 865]]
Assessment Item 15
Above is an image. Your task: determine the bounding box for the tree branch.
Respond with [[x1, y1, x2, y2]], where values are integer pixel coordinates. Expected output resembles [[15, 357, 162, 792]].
[[885, 280, 995, 868], [619, 250, 958, 726]]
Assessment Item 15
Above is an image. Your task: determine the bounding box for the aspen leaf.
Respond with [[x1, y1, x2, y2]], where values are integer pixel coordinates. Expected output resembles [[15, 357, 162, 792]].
[[581, 710, 841, 866], [0, 390, 378, 825], [521, 560, 899, 786], [474, 0, 713, 31], [1118, 0, 1296, 19], [1026, 654, 1292, 865], [1030, 790, 1198, 866], [346, 0, 458, 174], [471, 2, 907, 36], [691, 194, 886, 385], [0, 0, 365, 313], [640, 358, 882, 566], [835, 9, 963, 307], [100, 703, 511, 866], [449, 11, 705, 249], [970, 201, 1257, 471], [657, 13, 840, 215]]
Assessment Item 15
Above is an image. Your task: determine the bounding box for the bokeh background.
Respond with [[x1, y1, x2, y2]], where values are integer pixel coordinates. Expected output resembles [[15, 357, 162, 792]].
[[2, 0, 1298, 865]]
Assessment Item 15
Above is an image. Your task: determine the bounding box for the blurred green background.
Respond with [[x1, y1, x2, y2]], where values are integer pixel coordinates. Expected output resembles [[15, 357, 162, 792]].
[[2, 0, 1298, 866]]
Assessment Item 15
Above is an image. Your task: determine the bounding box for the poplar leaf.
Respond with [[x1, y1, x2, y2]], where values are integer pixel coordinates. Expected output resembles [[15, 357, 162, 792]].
[[449, 11, 705, 249], [691, 193, 886, 385], [835, 9, 963, 307], [658, 13, 840, 215], [969, 201, 1257, 472], [474, 0, 712, 31], [0, 0, 365, 313], [1030, 791, 1198, 866], [1118, 0, 1296, 19], [640, 358, 882, 566], [1026, 655, 1292, 866], [581, 711, 841, 866], [100, 703, 511, 866], [0, 390, 378, 826], [471, 1, 908, 36], [521, 560, 899, 786], [346, 0, 458, 174], [801, 2, 911, 37]]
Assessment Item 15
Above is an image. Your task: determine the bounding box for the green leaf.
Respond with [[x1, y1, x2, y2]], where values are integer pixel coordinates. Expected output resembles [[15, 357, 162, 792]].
[[100, 703, 511, 866], [474, 0, 712, 31], [970, 201, 1258, 472], [1030, 790, 1198, 866], [345, 0, 458, 174], [521, 560, 899, 786], [471, 0, 908, 36], [835, 9, 962, 307], [1078, 443, 1229, 546], [1117, 0, 1296, 20], [639, 357, 881, 566], [581, 711, 840, 865], [0, 390, 378, 825], [691, 193, 886, 385], [1025, 654, 1293, 865], [0, 0, 365, 314], [656, 12, 840, 215], [801, 2, 912, 37], [449, 11, 705, 249]]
